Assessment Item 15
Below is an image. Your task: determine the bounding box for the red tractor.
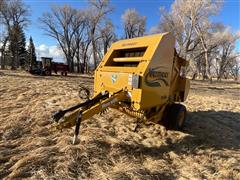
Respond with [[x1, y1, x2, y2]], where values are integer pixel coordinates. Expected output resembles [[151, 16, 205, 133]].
[[29, 57, 69, 76]]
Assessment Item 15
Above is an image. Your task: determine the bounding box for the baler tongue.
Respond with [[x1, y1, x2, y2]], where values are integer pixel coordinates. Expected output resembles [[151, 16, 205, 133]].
[[52, 90, 129, 144], [52, 110, 65, 123]]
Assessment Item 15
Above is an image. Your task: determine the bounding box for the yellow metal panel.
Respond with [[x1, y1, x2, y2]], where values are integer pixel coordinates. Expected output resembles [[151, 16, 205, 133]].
[[131, 89, 142, 110], [138, 33, 175, 109], [94, 32, 189, 110], [99, 66, 139, 73]]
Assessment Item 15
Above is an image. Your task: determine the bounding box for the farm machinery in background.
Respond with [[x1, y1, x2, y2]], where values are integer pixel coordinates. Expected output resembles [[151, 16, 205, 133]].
[[53, 33, 190, 144], [29, 57, 69, 76]]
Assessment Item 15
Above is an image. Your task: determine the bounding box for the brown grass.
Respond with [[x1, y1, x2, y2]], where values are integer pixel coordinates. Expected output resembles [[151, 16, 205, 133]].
[[0, 70, 239, 179]]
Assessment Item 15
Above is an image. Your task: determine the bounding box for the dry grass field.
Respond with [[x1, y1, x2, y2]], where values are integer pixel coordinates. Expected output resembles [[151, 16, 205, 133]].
[[0, 70, 239, 179]]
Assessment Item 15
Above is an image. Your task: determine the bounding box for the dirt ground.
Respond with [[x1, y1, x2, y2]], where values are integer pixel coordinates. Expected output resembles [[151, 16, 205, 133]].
[[0, 70, 239, 180]]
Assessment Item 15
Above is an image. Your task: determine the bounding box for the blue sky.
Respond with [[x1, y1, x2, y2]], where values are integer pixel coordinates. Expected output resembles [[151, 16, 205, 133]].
[[23, 0, 240, 60]]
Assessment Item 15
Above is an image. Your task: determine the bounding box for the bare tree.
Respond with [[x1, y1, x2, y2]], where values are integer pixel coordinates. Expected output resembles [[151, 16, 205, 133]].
[[72, 10, 87, 73], [189, 24, 225, 80], [212, 27, 240, 80], [229, 57, 240, 80], [40, 5, 83, 72], [154, 0, 222, 81], [0, 0, 29, 69], [121, 8, 146, 39], [0, 0, 29, 28], [100, 20, 115, 54], [87, 0, 113, 69], [194, 23, 215, 81], [186, 0, 221, 81], [80, 38, 91, 73], [154, 6, 199, 59], [0, 23, 8, 69]]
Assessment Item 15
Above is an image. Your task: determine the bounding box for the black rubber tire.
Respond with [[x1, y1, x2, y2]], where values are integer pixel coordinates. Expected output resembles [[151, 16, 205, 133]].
[[45, 70, 51, 76], [163, 103, 186, 131], [65, 72, 67, 76]]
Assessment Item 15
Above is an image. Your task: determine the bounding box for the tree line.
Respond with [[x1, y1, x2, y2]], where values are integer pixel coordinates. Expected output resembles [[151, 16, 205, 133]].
[[0, 0, 36, 69], [0, 0, 239, 81], [39, 1, 148, 73], [152, 0, 239, 81]]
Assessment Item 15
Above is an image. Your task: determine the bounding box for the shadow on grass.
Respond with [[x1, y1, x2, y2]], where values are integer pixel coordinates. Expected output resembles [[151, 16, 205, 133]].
[[90, 110, 240, 179], [118, 110, 240, 155]]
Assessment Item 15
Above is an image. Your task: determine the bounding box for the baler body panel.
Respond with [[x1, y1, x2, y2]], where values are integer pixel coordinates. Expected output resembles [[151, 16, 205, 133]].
[[94, 33, 178, 110]]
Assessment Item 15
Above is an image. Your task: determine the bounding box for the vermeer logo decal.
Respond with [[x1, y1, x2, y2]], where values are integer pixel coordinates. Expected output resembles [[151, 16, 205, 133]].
[[144, 66, 169, 87]]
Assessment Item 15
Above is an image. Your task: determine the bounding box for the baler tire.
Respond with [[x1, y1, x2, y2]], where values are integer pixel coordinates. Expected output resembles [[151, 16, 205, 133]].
[[165, 103, 186, 131]]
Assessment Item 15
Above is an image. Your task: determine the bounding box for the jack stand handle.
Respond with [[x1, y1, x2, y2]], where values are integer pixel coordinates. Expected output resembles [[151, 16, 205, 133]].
[[72, 111, 82, 144]]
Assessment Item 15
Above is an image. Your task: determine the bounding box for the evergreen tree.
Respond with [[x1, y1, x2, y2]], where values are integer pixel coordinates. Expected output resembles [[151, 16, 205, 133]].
[[8, 24, 27, 69], [18, 26, 27, 68], [26, 36, 36, 68]]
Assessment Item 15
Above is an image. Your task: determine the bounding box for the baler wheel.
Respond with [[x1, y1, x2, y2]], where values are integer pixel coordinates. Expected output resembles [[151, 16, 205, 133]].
[[164, 103, 186, 130]]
